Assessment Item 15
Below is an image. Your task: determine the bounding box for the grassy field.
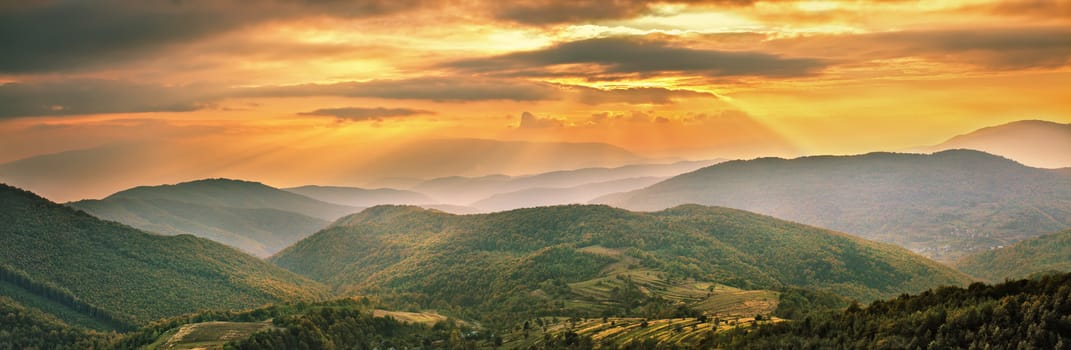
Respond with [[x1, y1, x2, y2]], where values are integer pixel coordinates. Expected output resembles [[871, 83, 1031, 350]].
[[568, 245, 779, 317], [146, 321, 274, 350], [372, 309, 452, 325]]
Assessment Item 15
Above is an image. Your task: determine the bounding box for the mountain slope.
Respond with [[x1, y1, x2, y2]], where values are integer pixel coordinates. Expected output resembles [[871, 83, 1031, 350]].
[[954, 229, 1071, 282], [69, 179, 358, 257], [272, 205, 970, 323], [924, 120, 1071, 168], [0, 184, 327, 326], [283, 185, 434, 207], [598, 150, 1071, 261]]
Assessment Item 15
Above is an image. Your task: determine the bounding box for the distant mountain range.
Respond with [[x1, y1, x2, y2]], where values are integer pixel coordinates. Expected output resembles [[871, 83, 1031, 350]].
[[410, 159, 721, 205], [921, 120, 1071, 169], [955, 229, 1071, 282], [283, 185, 434, 207], [0, 184, 327, 329], [596, 150, 1071, 262], [68, 179, 359, 257], [272, 204, 970, 325], [0, 138, 651, 203]]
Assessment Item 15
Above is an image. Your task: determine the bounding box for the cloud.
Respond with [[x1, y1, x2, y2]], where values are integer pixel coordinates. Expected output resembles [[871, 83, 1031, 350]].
[[487, 0, 765, 24], [767, 26, 1071, 70], [518, 112, 564, 128], [445, 36, 828, 79], [568, 85, 716, 105], [299, 107, 433, 121], [243, 77, 559, 102], [0, 79, 217, 119], [0, 0, 424, 73]]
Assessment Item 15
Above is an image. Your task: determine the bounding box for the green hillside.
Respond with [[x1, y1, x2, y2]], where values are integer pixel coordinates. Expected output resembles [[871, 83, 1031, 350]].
[[272, 204, 970, 325], [955, 229, 1071, 282], [0, 296, 114, 349], [69, 179, 357, 257], [0, 184, 328, 327], [598, 150, 1071, 262]]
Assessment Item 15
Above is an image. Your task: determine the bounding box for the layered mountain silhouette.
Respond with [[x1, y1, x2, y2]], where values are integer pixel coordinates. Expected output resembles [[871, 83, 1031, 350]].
[[69, 179, 359, 257], [922, 120, 1071, 168], [596, 150, 1071, 262], [411, 159, 721, 205]]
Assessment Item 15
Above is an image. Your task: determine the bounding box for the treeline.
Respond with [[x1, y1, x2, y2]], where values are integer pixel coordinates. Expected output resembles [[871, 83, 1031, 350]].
[[702, 273, 1071, 349], [0, 264, 136, 330], [224, 306, 472, 349], [0, 296, 116, 350]]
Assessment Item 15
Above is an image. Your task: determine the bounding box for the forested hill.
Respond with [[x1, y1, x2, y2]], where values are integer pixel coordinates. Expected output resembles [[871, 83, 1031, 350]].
[[69, 178, 359, 257], [955, 229, 1071, 282], [705, 272, 1071, 349], [0, 184, 328, 327], [597, 150, 1071, 262], [272, 204, 970, 323]]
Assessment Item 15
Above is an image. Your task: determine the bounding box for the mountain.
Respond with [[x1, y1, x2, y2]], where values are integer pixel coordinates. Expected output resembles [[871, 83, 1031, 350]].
[[411, 159, 721, 205], [470, 176, 666, 212], [357, 138, 645, 181], [68, 179, 359, 257], [271, 204, 970, 325], [923, 120, 1071, 169], [954, 229, 1071, 282], [0, 184, 327, 328], [703, 273, 1071, 349], [597, 150, 1071, 262], [283, 185, 434, 207]]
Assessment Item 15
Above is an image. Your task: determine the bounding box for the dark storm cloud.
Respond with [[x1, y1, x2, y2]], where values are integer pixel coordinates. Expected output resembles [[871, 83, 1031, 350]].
[[0, 80, 215, 119], [242, 77, 560, 102], [0, 0, 424, 73], [299, 107, 433, 121], [445, 37, 828, 79]]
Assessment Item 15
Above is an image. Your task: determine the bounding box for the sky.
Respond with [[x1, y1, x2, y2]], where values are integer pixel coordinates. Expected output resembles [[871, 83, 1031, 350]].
[[1, 0, 1070, 200]]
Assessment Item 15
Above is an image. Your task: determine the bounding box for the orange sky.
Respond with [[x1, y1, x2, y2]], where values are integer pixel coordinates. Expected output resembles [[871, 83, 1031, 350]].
[[1, 0, 1070, 200]]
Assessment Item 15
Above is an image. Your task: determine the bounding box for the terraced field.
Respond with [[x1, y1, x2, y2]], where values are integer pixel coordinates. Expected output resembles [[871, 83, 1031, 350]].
[[372, 309, 452, 325], [502, 315, 782, 349], [567, 245, 779, 316], [146, 321, 274, 350]]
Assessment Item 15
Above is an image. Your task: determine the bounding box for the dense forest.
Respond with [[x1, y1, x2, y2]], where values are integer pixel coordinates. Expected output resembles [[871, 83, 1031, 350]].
[[0, 184, 327, 326], [272, 204, 969, 325], [702, 273, 1071, 349]]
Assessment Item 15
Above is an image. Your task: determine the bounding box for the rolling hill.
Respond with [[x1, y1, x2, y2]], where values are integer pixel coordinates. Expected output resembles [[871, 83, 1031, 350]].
[[954, 229, 1071, 282], [923, 119, 1071, 169], [69, 179, 359, 257], [283, 185, 434, 207], [0, 184, 328, 327], [597, 150, 1071, 262], [271, 204, 970, 325]]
